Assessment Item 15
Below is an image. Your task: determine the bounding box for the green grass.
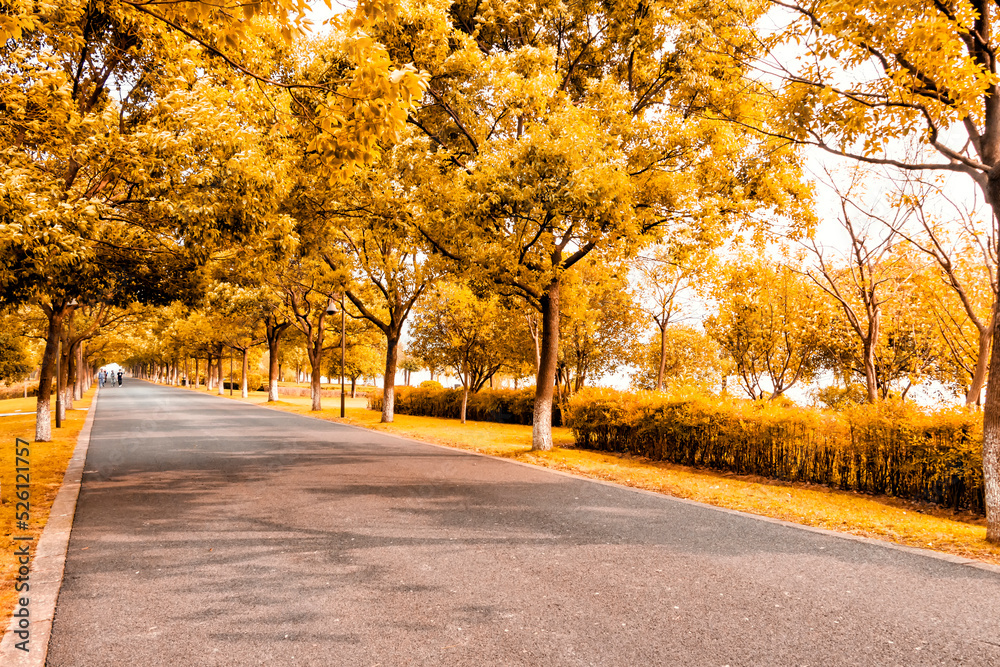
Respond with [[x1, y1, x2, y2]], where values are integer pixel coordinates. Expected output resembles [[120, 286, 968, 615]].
[[183, 384, 1000, 565]]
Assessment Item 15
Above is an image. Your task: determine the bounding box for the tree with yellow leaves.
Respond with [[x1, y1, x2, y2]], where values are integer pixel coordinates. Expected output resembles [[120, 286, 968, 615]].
[[751, 0, 1000, 539], [379, 0, 811, 449], [707, 255, 831, 401], [1, 0, 425, 440]]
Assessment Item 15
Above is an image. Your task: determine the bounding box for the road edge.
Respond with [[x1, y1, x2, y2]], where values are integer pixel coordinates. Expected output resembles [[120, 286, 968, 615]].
[[155, 384, 1000, 576], [0, 389, 99, 666], [324, 414, 1000, 576]]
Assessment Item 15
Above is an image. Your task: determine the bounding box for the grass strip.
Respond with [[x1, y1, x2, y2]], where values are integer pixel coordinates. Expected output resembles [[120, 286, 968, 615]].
[[0, 389, 95, 625], [183, 385, 1000, 565]]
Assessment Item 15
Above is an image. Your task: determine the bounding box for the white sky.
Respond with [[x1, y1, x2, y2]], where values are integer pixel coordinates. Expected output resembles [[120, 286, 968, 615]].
[[305, 0, 350, 29]]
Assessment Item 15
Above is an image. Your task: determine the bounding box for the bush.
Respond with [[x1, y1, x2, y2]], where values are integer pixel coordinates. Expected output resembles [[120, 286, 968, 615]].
[[0, 382, 39, 400], [566, 388, 984, 513], [369, 386, 561, 426], [419, 380, 443, 389]]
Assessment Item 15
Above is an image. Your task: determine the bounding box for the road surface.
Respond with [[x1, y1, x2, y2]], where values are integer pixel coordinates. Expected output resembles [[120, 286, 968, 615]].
[[45, 381, 1000, 665]]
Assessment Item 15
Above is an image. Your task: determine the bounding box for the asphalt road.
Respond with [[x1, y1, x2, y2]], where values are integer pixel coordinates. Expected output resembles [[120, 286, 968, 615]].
[[45, 381, 1000, 666]]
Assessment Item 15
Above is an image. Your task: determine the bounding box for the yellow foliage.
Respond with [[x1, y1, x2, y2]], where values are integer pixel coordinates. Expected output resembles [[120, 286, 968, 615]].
[[567, 388, 984, 512]]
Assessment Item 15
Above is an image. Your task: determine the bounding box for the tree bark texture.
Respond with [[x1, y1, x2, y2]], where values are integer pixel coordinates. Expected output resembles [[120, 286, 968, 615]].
[[657, 324, 668, 391], [983, 306, 1000, 541], [241, 349, 249, 398], [61, 340, 73, 414], [307, 323, 325, 411], [35, 307, 65, 442], [862, 339, 878, 404], [983, 166, 1000, 541], [74, 341, 84, 399], [217, 350, 224, 395], [532, 278, 560, 451], [311, 362, 322, 411], [969, 323, 994, 406], [266, 323, 288, 403], [382, 337, 400, 423], [460, 368, 469, 425]]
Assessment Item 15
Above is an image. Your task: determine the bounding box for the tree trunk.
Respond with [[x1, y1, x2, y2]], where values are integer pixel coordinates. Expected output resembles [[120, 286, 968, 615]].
[[58, 339, 70, 419], [968, 324, 994, 406], [982, 170, 1000, 541], [862, 341, 878, 404], [310, 359, 322, 411], [460, 366, 469, 424], [266, 323, 287, 402], [217, 349, 224, 395], [268, 349, 279, 401], [657, 323, 668, 391], [62, 341, 74, 413], [527, 314, 542, 375], [74, 341, 84, 399], [241, 348, 249, 398], [382, 337, 400, 423], [194, 358, 200, 388], [983, 305, 1000, 541], [35, 307, 66, 442], [532, 278, 560, 451], [351, 376, 357, 398]]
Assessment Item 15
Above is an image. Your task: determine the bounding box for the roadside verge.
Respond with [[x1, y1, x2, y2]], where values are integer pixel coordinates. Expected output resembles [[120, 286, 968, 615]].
[[0, 391, 98, 666]]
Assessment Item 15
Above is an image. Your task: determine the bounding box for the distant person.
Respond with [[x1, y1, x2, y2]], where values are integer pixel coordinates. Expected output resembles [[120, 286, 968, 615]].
[[98, 370, 105, 388], [117, 370, 123, 386]]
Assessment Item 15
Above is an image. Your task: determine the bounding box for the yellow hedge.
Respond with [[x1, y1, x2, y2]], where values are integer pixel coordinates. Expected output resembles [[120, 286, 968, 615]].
[[566, 388, 983, 513]]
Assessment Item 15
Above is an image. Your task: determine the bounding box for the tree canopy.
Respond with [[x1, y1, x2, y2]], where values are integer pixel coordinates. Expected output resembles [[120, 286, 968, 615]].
[[10, 0, 1000, 541]]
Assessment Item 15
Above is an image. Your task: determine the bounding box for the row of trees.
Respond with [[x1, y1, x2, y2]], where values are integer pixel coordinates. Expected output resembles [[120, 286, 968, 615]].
[[10, 0, 807, 445], [0, 0, 425, 440], [92, 182, 992, 422], [6, 1, 1000, 539]]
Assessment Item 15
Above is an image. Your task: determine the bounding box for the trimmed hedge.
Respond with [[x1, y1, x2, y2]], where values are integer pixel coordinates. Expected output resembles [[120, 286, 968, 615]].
[[369, 386, 562, 426], [566, 388, 984, 513]]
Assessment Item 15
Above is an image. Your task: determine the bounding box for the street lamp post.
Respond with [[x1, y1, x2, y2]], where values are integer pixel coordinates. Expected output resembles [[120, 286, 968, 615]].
[[229, 346, 234, 396]]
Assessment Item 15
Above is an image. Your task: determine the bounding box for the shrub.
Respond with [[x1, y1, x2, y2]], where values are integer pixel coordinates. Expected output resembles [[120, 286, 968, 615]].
[[566, 388, 984, 513], [369, 386, 561, 426], [419, 380, 444, 389], [0, 382, 39, 400]]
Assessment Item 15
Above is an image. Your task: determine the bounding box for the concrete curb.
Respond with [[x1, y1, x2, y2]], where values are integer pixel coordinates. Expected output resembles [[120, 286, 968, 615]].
[[1, 390, 99, 666]]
